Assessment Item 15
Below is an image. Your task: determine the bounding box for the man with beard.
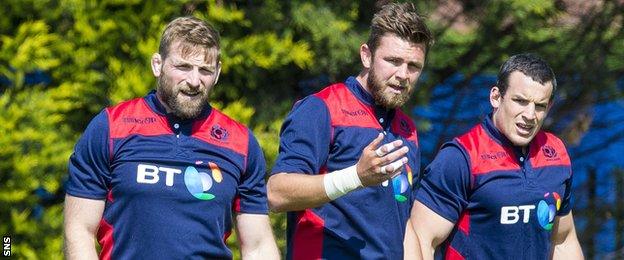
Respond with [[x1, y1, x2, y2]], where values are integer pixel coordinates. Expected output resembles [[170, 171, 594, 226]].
[[411, 54, 583, 259], [63, 17, 279, 259], [267, 3, 433, 259]]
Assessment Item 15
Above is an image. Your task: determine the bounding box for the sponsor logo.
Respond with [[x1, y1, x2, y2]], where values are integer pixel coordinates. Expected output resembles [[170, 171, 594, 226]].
[[500, 205, 535, 224], [211, 124, 229, 141], [122, 117, 157, 124], [136, 162, 224, 201], [392, 164, 414, 202], [480, 151, 508, 160], [537, 192, 561, 230], [341, 108, 368, 117], [499, 191, 562, 230]]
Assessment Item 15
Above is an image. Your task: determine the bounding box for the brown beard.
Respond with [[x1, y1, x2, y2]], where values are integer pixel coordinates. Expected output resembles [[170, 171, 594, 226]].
[[367, 67, 413, 109], [157, 71, 210, 120]]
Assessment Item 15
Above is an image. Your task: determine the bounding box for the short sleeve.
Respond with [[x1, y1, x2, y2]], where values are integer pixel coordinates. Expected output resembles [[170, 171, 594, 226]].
[[557, 169, 573, 216], [235, 130, 269, 214], [409, 143, 422, 204], [416, 144, 471, 223], [65, 110, 111, 199], [271, 96, 331, 175]]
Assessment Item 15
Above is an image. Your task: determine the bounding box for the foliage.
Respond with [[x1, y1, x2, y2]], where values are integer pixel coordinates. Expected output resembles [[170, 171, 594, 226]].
[[1, 0, 623, 258]]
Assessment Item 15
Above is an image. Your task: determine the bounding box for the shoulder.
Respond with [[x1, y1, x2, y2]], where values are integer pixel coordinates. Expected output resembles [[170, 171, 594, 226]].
[[105, 97, 150, 120], [393, 109, 418, 143], [192, 108, 251, 157], [530, 130, 572, 167]]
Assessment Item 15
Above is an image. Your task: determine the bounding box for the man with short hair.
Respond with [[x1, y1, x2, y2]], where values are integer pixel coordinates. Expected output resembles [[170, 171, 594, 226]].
[[267, 3, 433, 259], [63, 17, 279, 259], [411, 53, 584, 259]]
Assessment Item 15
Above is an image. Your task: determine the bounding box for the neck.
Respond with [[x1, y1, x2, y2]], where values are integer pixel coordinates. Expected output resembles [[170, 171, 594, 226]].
[[155, 91, 174, 114], [355, 70, 371, 95]]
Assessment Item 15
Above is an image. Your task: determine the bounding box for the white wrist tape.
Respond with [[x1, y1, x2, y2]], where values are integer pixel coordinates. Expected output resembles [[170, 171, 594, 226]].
[[323, 165, 363, 200]]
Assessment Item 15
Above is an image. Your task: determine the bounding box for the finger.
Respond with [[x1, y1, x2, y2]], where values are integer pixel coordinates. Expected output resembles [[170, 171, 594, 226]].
[[389, 165, 405, 178], [366, 133, 385, 151], [384, 157, 408, 173], [380, 146, 409, 164], [380, 165, 387, 175], [374, 140, 403, 157]]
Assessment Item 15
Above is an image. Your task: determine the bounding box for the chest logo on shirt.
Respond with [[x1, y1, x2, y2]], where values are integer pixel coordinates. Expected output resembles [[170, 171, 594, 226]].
[[211, 125, 229, 141], [541, 145, 560, 162], [392, 164, 414, 202], [499, 191, 561, 230], [136, 162, 224, 201]]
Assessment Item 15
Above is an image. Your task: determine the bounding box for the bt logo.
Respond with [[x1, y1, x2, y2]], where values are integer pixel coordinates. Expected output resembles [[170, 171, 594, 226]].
[[499, 192, 561, 230], [136, 162, 224, 201], [392, 164, 414, 202]]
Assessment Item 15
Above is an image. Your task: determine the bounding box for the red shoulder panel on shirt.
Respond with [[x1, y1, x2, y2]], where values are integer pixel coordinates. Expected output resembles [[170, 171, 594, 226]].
[[191, 109, 249, 157], [456, 124, 520, 175], [314, 83, 381, 129], [529, 131, 571, 168], [106, 98, 172, 139], [392, 110, 418, 143]]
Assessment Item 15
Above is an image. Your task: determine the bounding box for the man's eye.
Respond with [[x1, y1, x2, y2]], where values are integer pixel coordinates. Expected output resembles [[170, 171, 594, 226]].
[[176, 65, 192, 70], [386, 58, 401, 65]]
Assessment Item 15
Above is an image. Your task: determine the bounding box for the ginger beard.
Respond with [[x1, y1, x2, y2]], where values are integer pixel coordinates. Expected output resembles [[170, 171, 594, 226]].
[[157, 69, 211, 120], [367, 66, 415, 109]]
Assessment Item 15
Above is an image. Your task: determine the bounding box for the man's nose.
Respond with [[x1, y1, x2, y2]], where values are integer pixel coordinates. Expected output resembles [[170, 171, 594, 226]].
[[187, 68, 200, 88], [523, 103, 537, 122], [395, 63, 408, 80]]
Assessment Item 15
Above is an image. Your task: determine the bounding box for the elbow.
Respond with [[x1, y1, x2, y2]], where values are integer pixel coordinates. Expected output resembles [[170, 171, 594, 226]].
[[267, 175, 289, 213]]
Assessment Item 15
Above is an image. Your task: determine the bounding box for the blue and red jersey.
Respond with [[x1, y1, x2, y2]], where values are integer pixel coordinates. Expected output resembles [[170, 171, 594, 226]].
[[66, 91, 268, 259], [416, 115, 573, 259], [272, 77, 421, 259]]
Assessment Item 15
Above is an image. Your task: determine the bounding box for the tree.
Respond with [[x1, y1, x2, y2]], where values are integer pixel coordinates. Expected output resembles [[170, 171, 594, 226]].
[[1, 0, 623, 258]]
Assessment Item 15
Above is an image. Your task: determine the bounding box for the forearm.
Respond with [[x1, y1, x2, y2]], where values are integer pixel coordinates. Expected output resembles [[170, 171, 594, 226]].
[[236, 214, 279, 260], [267, 173, 332, 212], [64, 228, 99, 260], [241, 238, 280, 260]]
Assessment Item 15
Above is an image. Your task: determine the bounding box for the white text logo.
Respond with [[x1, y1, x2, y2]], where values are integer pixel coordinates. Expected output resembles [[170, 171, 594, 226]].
[[500, 205, 536, 224]]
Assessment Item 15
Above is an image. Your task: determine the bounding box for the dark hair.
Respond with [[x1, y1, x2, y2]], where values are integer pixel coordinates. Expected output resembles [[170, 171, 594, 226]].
[[158, 17, 220, 62], [366, 2, 434, 54], [496, 53, 557, 100]]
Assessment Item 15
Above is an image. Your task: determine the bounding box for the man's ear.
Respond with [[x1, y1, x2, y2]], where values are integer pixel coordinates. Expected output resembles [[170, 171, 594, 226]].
[[214, 61, 222, 85], [490, 86, 502, 109], [360, 43, 372, 69], [151, 53, 163, 77]]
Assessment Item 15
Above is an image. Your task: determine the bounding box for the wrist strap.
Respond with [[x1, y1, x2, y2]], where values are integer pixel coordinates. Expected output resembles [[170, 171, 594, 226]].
[[323, 165, 363, 200]]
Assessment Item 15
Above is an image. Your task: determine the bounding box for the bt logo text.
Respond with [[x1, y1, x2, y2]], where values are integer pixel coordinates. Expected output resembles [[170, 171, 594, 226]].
[[500, 205, 536, 224], [3, 236, 10, 257], [137, 164, 182, 186]]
